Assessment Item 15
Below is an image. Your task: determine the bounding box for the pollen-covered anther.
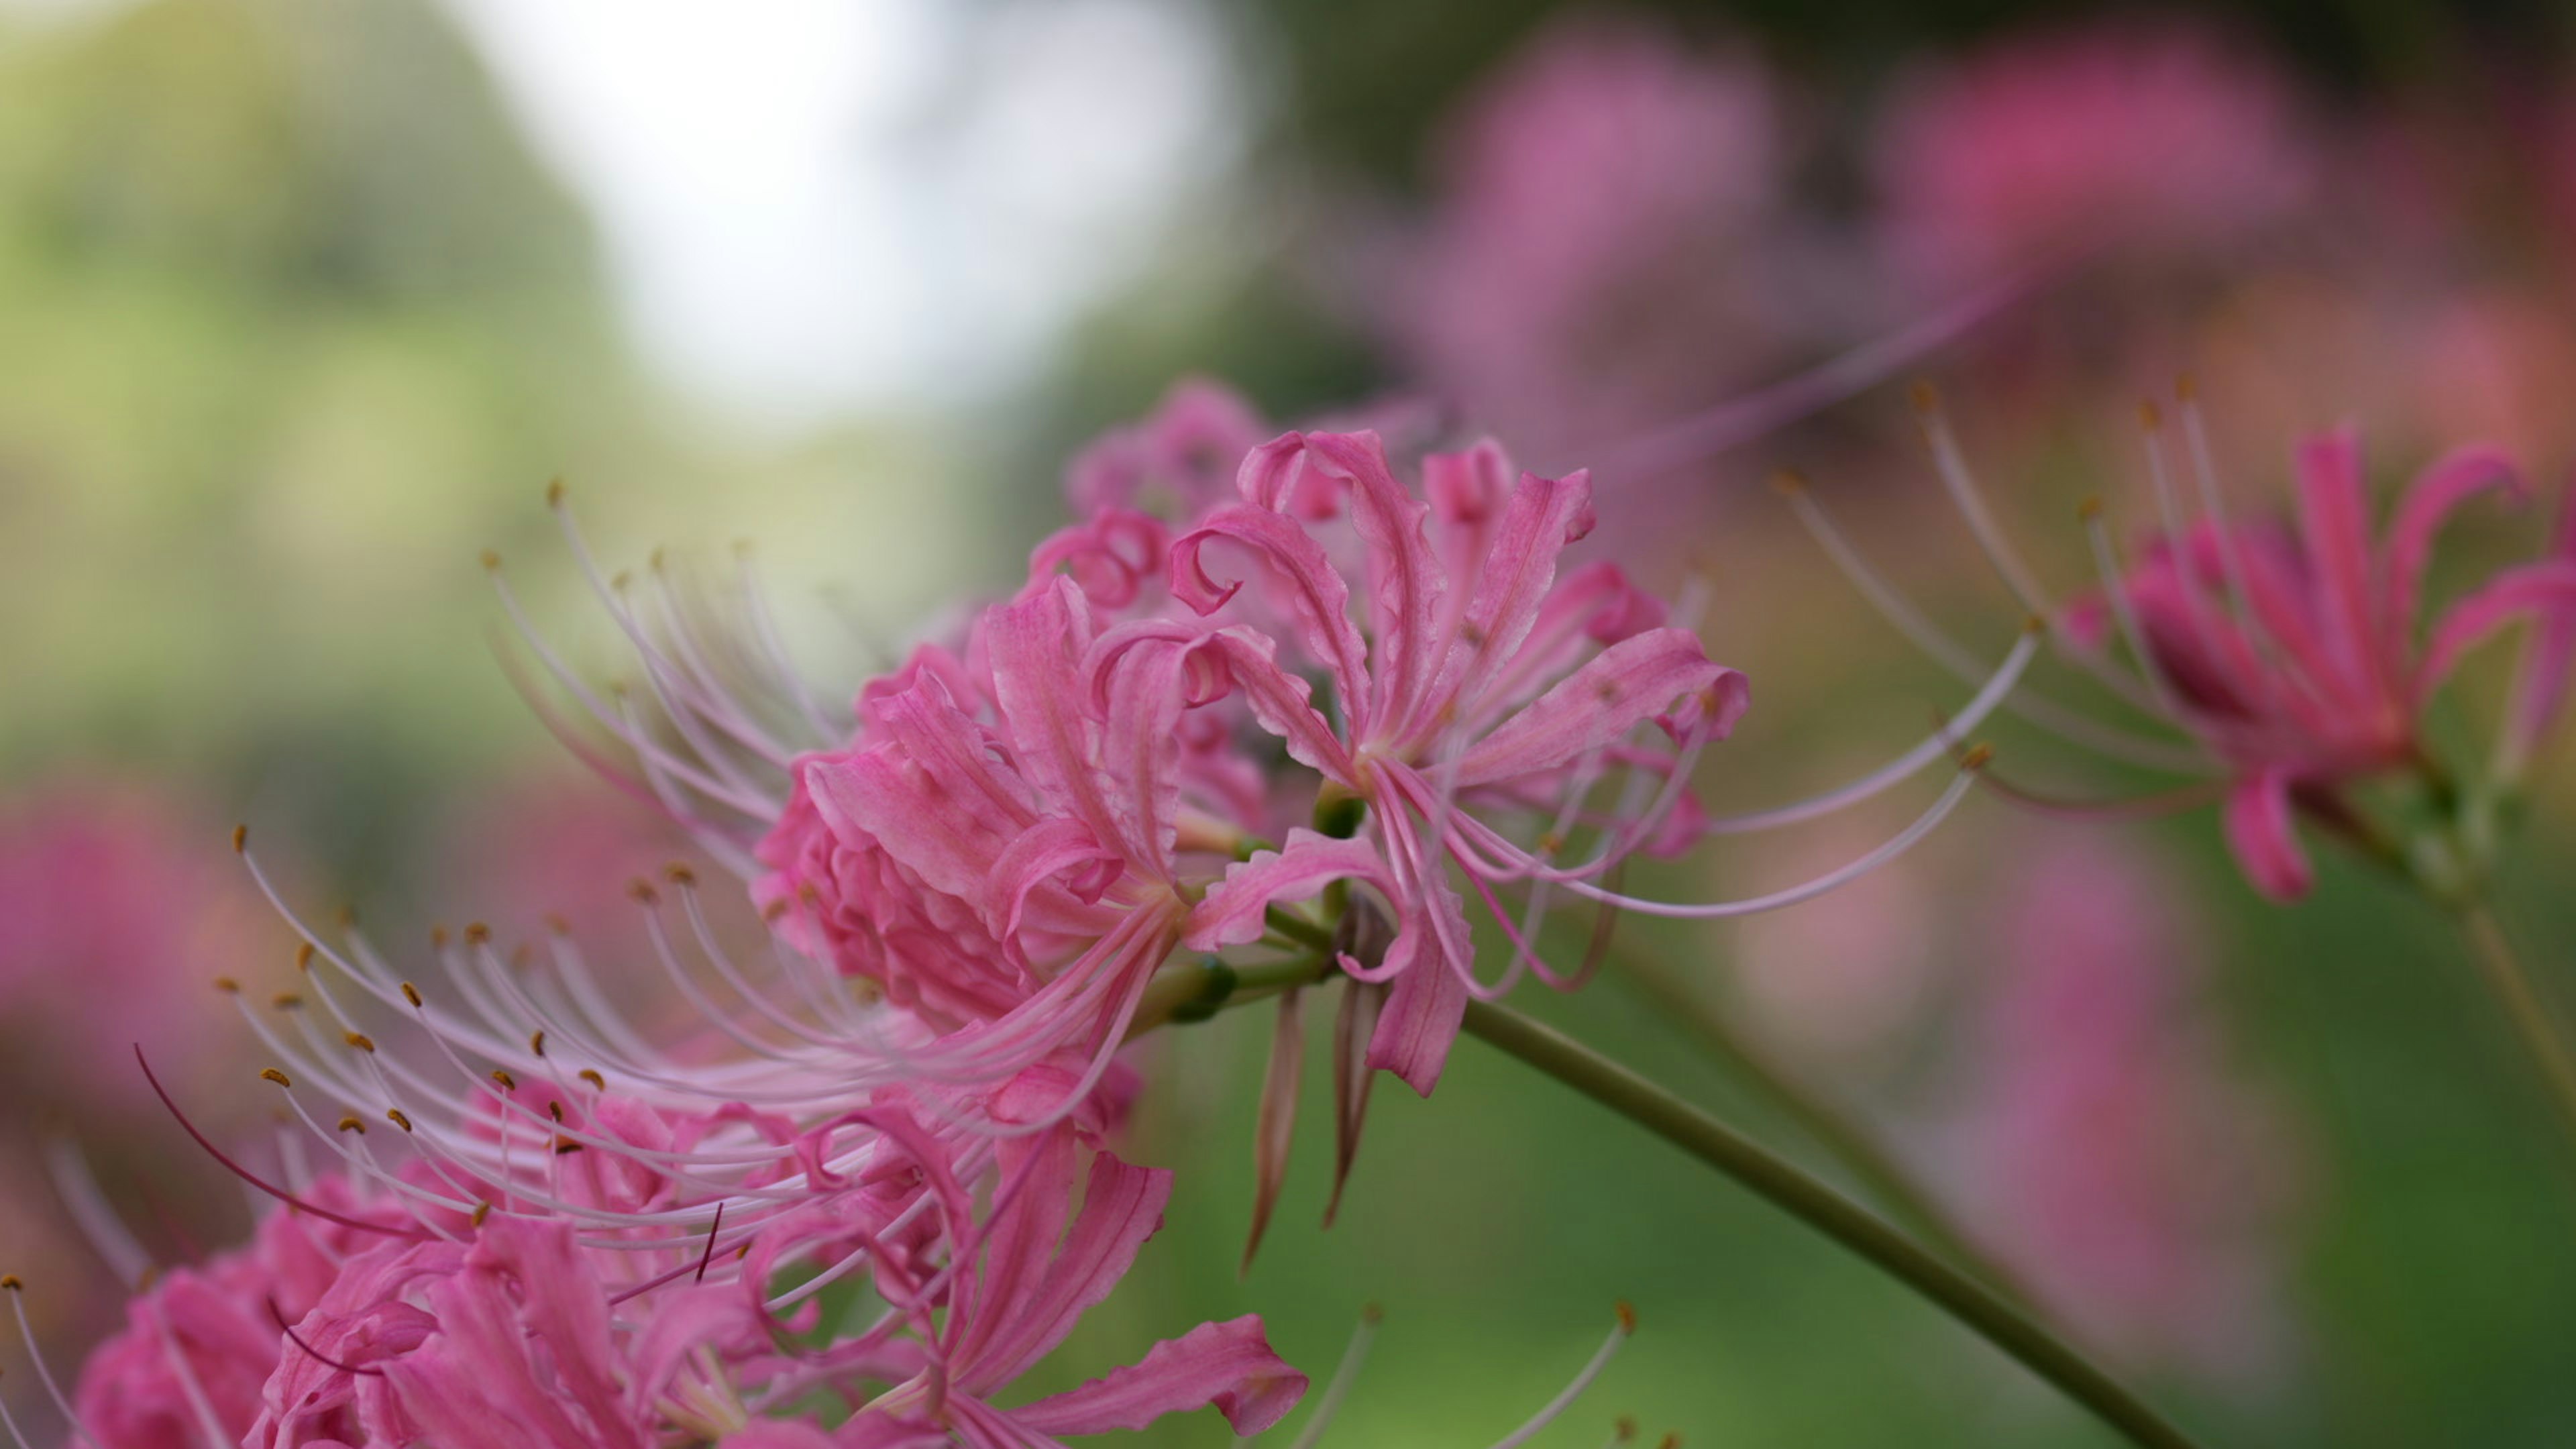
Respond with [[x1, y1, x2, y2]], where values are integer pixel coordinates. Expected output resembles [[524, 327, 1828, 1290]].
[[543, 913, 570, 936], [1614, 1301, 1638, 1335], [2137, 398, 2163, 430], [231, 824, 247, 854], [0, 1275, 20, 1291], [529, 1030, 547, 1057], [578, 1069, 605, 1091], [294, 943, 315, 972], [429, 926, 449, 950], [400, 982, 423, 1008], [490, 1069, 517, 1090], [470, 1201, 491, 1228], [385, 1109, 413, 1132], [2174, 371, 2199, 401], [1766, 466, 1810, 497], [462, 922, 490, 946], [1907, 378, 1940, 416], [339, 1032, 373, 1054], [212, 977, 239, 995], [335, 1116, 365, 1134], [1657, 1435, 1682, 1449], [272, 992, 303, 1011], [663, 862, 696, 887], [479, 547, 502, 573], [545, 477, 566, 509], [547, 1100, 564, 1122], [1960, 743, 1996, 772], [553, 1138, 582, 1155], [627, 878, 660, 907], [2077, 496, 2106, 522], [1614, 1415, 1639, 1443], [260, 1068, 293, 1089]]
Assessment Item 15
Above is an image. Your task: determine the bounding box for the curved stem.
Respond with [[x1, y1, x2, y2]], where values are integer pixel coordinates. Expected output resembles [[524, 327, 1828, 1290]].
[[1461, 1000, 2204, 1449], [2455, 903, 2576, 1152], [1616, 955, 2040, 1307]]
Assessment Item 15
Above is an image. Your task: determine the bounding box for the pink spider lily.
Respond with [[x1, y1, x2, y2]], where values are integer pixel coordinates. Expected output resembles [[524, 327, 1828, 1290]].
[[1155, 426, 2046, 1100], [830, 1073, 1305, 1446], [1786, 382, 2576, 900], [780, 574, 1325, 1127]]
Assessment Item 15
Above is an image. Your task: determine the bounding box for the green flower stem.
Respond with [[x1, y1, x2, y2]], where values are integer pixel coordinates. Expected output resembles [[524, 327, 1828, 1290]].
[[2455, 902, 2576, 1152], [1617, 953, 2039, 1307], [1461, 999, 2206, 1449]]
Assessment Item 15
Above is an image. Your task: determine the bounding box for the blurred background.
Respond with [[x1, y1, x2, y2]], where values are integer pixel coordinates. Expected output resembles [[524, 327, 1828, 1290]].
[[5, 0, 2576, 1443]]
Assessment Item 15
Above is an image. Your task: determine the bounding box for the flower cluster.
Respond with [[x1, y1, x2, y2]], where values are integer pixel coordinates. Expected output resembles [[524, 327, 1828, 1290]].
[[18, 390, 1821, 1448]]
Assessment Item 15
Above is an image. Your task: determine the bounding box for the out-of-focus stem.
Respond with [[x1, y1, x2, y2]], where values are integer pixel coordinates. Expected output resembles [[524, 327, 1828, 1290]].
[[1461, 1000, 2206, 1449], [1617, 953, 2037, 1306], [2456, 903, 2576, 1153]]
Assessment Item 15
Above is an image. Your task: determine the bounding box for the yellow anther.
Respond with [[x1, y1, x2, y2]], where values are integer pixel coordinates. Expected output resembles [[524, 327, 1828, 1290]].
[[344, 1032, 376, 1053], [578, 1069, 606, 1091], [386, 1108, 414, 1132], [260, 1068, 293, 1089], [491, 1069, 517, 1090], [231, 824, 248, 854], [212, 977, 240, 995], [400, 982, 423, 1008], [1615, 1301, 1638, 1335], [337, 1115, 366, 1134]]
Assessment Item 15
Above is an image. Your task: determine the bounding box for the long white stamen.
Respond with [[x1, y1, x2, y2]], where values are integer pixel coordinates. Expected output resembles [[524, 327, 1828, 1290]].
[[1780, 478, 2214, 772], [2080, 503, 2188, 721], [1701, 624, 2039, 835], [1540, 767, 1980, 918], [1285, 1306, 1381, 1449], [1485, 1308, 1634, 1449], [1914, 386, 2055, 616], [147, 1295, 241, 1449], [44, 1142, 150, 1290], [4, 1284, 99, 1449]]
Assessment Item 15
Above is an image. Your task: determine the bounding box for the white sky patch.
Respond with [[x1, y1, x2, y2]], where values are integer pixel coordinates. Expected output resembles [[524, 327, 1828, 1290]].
[[434, 0, 1247, 437]]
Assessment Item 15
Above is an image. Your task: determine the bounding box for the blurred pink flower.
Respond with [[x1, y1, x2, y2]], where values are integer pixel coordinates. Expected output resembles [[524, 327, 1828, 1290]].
[[2066, 427, 2576, 897], [0, 779, 270, 1106], [1368, 16, 1835, 463], [1942, 828, 2299, 1384], [1876, 21, 2314, 290]]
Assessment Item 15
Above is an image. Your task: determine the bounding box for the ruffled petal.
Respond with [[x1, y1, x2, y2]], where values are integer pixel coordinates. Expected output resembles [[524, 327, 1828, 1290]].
[[1452, 629, 1739, 788], [2381, 445, 2522, 658], [2291, 426, 2382, 696], [2413, 561, 2576, 704], [1173, 500, 1373, 720], [1301, 431, 1451, 735], [2503, 484, 2576, 773], [2222, 769, 2314, 901], [1185, 828, 1416, 973], [1008, 1316, 1307, 1438]]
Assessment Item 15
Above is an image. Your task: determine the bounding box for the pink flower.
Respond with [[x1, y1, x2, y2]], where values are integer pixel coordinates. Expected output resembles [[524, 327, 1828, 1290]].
[[1162, 430, 1742, 1092], [248, 1216, 770, 1449], [1875, 20, 2318, 287], [68, 1173, 437, 1449], [1942, 829, 2299, 1383], [0, 780, 270, 1106], [1875, 20, 2315, 289], [1064, 377, 1271, 520], [2068, 427, 2576, 896], [839, 1074, 1304, 1446], [1364, 16, 1821, 462]]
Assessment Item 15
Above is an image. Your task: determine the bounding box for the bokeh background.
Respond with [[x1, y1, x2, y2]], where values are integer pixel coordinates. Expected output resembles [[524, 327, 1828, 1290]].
[[5, 0, 2576, 1443]]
